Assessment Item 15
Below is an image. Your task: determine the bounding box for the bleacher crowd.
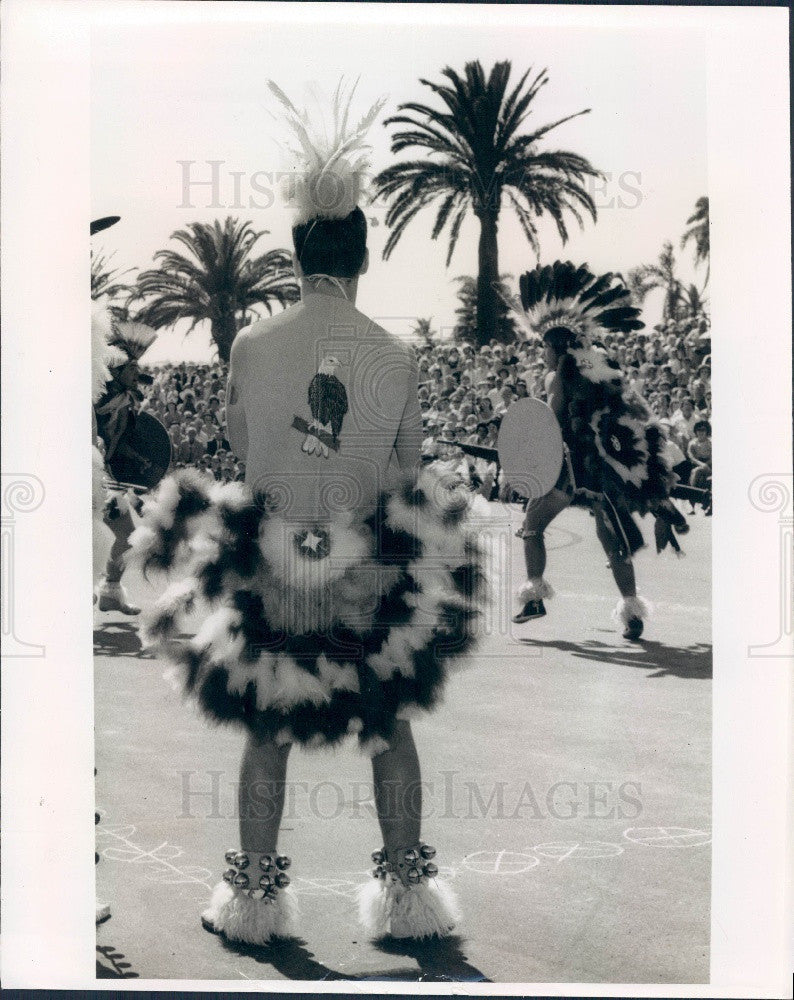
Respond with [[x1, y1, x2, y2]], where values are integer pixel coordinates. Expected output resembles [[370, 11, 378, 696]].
[[140, 313, 711, 497]]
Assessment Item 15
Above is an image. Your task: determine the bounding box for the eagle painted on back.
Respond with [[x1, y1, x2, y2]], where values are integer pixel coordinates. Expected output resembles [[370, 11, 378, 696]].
[[303, 355, 348, 458]]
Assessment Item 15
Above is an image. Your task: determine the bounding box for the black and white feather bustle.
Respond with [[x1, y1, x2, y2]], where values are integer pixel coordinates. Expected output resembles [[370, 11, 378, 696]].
[[129, 468, 487, 755]]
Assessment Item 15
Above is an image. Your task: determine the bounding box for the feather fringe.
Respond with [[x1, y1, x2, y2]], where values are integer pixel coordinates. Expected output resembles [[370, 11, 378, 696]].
[[357, 877, 460, 939], [133, 464, 487, 748], [612, 595, 653, 626], [110, 320, 157, 362], [92, 300, 126, 404], [202, 881, 299, 944], [517, 261, 644, 343], [517, 578, 554, 603]]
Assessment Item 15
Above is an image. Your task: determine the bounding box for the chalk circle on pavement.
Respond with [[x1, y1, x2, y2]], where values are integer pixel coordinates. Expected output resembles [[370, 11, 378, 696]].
[[623, 827, 711, 847], [533, 841, 624, 861], [462, 850, 540, 874]]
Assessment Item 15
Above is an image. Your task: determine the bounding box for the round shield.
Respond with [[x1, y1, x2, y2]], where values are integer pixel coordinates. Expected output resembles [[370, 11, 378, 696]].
[[497, 398, 564, 500], [107, 411, 172, 490]]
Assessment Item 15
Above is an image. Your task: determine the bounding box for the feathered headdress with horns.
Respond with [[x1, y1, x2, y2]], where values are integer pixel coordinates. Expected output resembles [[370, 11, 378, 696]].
[[267, 78, 386, 225], [517, 261, 644, 345]]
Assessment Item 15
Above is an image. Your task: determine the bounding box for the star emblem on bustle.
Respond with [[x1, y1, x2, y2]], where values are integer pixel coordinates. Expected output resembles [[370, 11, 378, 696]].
[[294, 526, 330, 560], [302, 531, 323, 552]]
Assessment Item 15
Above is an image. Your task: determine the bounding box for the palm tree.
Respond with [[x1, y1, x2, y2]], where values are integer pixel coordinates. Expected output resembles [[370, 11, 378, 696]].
[[374, 60, 601, 347], [91, 249, 135, 314], [411, 317, 436, 346], [627, 241, 683, 321], [453, 274, 518, 344], [681, 196, 709, 286], [679, 282, 709, 320], [132, 217, 299, 362]]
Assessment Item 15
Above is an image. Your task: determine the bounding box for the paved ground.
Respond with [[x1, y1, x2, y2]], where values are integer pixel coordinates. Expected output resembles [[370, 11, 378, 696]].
[[95, 501, 711, 984]]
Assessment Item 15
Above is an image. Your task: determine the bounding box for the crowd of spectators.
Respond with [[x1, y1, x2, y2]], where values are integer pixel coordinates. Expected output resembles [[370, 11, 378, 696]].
[[413, 313, 712, 497], [139, 312, 711, 497], [139, 364, 245, 483]]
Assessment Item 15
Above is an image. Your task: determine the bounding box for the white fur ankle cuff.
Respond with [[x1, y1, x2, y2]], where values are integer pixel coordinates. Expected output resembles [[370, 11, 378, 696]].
[[357, 877, 460, 939], [612, 595, 652, 625], [517, 578, 554, 603], [201, 880, 299, 944]]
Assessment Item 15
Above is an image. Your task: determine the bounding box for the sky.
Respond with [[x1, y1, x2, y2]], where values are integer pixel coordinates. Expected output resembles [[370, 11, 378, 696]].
[[91, 12, 707, 363]]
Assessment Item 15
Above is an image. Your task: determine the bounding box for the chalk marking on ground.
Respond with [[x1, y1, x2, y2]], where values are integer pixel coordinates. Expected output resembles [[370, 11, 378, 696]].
[[535, 589, 710, 617], [623, 826, 712, 847], [462, 850, 539, 874], [531, 841, 624, 862], [97, 823, 214, 889]]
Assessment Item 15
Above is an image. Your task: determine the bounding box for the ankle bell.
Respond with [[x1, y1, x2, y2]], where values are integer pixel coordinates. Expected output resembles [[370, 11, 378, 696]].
[[371, 843, 439, 886], [221, 849, 292, 902]]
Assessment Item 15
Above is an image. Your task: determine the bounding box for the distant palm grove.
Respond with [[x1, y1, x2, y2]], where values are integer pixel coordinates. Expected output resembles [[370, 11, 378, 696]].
[[91, 61, 709, 358]]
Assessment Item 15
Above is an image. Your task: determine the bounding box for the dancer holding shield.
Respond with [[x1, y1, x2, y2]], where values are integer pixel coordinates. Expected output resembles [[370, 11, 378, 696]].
[[503, 262, 676, 640]]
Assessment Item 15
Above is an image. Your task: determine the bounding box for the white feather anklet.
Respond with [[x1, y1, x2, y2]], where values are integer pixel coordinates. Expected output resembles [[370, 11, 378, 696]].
[[201, 849, 299, 944], [612, 595, 652, 626], [357, 843, 460, 939], [517, 578, 554, 604]]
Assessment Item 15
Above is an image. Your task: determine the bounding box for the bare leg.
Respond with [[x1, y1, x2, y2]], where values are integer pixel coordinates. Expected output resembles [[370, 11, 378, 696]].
[[238, 731, 292, 852], [371, 720, 422, 857], [99, 509, 140, 613], [521, 489, 572, 579], [359, 720, 460, 938], [594, 508, 637, 598], [202, 732, 297, 942]]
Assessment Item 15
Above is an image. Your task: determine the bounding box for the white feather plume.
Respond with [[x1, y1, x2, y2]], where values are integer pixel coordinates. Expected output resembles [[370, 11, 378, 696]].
[[267, 78, 386, 224], [92, 299, 126, 403], [111, 320, 157, 362]]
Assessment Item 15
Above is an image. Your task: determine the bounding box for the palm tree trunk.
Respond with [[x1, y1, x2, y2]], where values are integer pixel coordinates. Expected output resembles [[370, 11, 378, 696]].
[[212, 312, 239, 364], [476, 212, 499, 348]]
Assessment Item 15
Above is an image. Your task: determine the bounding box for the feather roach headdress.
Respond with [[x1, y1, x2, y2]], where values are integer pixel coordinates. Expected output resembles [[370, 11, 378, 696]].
[[267, 78, 386, 225], [109, 320, 157, 363], [517, 261, 644, 345]]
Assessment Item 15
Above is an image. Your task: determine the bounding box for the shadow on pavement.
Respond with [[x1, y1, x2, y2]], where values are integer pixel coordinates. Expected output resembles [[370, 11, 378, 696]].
[[94, 621, 152, 658], [215, 933, 490, 983], [373, 934, 491, 983], [519, 636, 712, 680], [96, 943, 140, 978]]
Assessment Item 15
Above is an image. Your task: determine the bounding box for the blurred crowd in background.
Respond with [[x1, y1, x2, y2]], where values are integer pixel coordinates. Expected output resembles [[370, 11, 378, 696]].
[[139, 312, 711, 498]]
